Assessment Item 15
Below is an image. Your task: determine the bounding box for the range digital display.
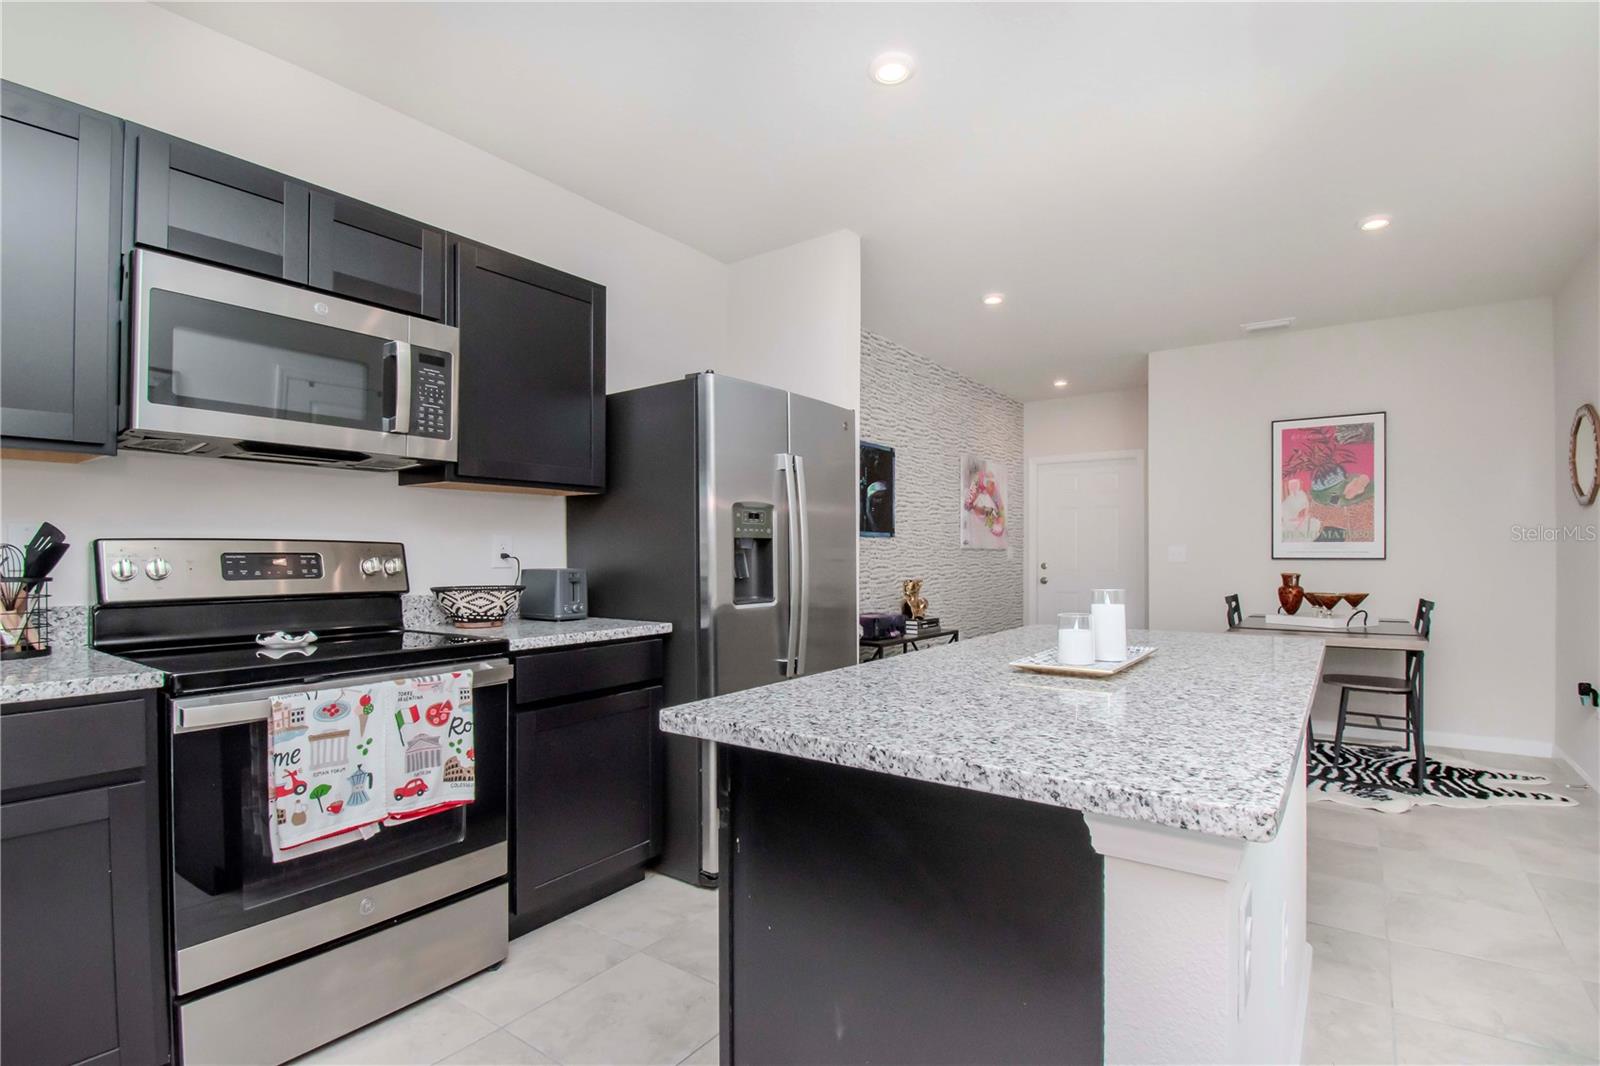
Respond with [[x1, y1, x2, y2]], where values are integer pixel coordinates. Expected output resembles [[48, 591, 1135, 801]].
[[221, 552, 324, 581]]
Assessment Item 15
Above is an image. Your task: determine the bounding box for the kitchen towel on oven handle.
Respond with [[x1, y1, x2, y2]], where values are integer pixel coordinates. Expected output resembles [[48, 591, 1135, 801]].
[[268, 681, 394, 858], [384, 669, 475, 824]]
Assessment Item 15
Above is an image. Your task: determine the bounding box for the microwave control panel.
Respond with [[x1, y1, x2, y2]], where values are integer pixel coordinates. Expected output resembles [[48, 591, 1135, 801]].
[[410, 348, 453, 439]]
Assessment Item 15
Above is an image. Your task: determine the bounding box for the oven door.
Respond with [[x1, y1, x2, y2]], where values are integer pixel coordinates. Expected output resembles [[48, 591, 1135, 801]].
[[129, 249, 457, 464], [168, 660, 509, 995]]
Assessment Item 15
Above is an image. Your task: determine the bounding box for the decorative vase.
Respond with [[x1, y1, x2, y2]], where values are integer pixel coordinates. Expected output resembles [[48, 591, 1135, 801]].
[[1277, 572, 1304, 615]]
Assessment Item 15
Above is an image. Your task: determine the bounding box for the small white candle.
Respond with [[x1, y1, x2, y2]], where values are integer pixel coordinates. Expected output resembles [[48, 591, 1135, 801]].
[[1091, 601, 1128, 662], [1058, 627, 1095, 666]]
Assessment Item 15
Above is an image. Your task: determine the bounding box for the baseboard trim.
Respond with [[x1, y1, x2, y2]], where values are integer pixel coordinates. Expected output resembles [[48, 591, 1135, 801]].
[[1310, 720, 1554, 759], [1554, 745, 1596, 788]]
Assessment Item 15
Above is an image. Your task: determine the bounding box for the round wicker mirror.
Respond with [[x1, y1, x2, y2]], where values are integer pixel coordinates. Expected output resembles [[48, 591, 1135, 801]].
[[1572, 403, 1599, 506]]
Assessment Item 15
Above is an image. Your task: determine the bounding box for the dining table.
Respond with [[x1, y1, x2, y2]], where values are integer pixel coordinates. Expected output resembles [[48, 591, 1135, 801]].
[[1229, 613, 1430, 790]]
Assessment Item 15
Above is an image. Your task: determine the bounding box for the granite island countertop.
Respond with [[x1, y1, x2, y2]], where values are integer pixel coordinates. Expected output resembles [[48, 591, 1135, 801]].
[[660, 625, 1325, 841], [1, 645, 165, 705], [415, 615, 672, 652]]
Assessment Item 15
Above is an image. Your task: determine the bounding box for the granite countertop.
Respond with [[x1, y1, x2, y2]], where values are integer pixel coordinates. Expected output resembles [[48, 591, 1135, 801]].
[[417, 616, 672, 652], [1, 645, 165, 705], [660, 625, 1325, 842]]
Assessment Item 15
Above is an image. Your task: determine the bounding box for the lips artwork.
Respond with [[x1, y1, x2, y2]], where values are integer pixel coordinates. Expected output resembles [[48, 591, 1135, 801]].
[[960, 455, 1009, 550]]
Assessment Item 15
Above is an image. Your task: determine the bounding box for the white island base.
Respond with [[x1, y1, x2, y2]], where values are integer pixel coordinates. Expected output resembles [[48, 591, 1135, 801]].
[[1089, 749, 1311, 1065]]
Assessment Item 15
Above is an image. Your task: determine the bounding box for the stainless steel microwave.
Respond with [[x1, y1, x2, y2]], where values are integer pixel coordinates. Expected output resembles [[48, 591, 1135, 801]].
[[124, 249, 459, 470]]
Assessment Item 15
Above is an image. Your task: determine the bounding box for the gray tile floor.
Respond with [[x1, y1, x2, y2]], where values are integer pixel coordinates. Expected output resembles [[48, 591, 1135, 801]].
[[1303, 748, 1598, 1065], [298, 747, 1595, 1066], [296, 874, 720, 1066]]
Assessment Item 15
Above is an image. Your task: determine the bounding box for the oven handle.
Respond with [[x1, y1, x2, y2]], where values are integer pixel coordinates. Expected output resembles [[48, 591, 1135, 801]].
[[172, 658, 512, 734]]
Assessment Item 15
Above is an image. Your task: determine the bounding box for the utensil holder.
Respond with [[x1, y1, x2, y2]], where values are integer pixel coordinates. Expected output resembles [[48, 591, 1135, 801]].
[[1, 578, 51, 660]]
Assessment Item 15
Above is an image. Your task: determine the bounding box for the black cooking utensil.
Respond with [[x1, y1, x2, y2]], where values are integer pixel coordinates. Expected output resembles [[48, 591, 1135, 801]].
[[23, 522, 64, 564], [20, 540, 68, 594]]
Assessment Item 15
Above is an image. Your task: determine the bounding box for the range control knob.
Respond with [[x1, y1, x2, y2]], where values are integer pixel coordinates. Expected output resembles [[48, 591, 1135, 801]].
[[110, 558, 137, 582], [360, 556, 383, 576], [382, 556, 404, 575], [145, 557, 172, 581]]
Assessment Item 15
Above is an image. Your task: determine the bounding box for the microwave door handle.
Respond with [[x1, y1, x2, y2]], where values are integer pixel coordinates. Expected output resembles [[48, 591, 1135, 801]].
[[383, 340, 412, 434]]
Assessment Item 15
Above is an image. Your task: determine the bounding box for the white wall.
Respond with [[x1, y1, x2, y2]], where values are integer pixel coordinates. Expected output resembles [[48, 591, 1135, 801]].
[[0, 2, 860, 604], [727, 230, 862, 412], [1023, 387, 1148, 459], [1553, 244, 1600, 784], [1149, 300, 1558, 754]]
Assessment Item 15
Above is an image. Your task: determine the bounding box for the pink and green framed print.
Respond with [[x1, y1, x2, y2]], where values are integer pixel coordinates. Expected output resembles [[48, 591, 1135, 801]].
[[1272, 412, 1386, 559]]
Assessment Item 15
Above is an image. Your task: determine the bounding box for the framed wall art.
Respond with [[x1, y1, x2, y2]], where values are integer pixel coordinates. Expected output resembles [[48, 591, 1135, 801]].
[[1272, 411, 1386, 559], [959, 454, 1008, 550], [860, 441, 896, 537]]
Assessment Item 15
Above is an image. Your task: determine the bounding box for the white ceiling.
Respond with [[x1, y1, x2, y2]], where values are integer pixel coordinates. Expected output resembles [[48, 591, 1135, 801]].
[[163, 2, 1598, 400]]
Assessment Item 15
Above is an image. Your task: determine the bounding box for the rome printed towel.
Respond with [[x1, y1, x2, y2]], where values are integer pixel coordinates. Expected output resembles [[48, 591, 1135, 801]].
[[268, 682, 394, 857], [383, 670, 475, 824]]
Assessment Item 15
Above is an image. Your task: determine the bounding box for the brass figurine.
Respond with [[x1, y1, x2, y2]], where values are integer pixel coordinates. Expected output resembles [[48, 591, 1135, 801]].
[[901, 578, 928, 620]]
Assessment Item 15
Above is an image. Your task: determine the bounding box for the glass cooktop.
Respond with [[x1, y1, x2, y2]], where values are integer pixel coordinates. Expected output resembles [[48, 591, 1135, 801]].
[[116, 628, 509, 695]]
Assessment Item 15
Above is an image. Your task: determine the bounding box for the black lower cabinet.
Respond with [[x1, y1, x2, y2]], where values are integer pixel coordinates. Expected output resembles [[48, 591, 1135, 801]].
[[510, 639, 664, 937], [1, 693, 168, 1066]]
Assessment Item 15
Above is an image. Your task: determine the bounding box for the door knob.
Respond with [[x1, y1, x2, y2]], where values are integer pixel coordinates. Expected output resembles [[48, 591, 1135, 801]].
[[1039, 577, 1049, 584], [1040, 562, 1048, 570]]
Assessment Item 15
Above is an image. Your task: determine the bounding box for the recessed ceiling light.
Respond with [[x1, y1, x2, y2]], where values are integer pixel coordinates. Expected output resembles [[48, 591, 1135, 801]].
[[870, 51, 915, 86], [982, 293, 1005, 306], [1053, 379, 1069, 389], [1241, 316, 1296, 333], [1358, 214, 1392, 232]]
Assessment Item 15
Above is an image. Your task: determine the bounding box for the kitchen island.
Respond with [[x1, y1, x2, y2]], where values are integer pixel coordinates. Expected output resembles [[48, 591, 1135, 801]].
[[660, 626, 1324, 1065]]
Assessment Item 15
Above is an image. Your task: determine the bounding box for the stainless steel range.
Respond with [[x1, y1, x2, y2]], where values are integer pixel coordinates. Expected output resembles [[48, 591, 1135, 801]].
[[91, 539, 510, 1065]]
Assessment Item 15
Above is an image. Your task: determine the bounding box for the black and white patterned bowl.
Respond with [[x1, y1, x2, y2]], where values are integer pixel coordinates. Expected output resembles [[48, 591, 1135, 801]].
[[431, 585, 524, 628]]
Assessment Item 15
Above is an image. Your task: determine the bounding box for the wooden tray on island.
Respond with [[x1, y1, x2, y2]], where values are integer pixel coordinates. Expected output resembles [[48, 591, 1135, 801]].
[[1009, 645, 1157, 678]]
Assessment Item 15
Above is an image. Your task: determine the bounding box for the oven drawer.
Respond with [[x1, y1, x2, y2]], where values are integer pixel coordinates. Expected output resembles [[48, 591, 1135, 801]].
[[179, 882, 507, 1066], [515, 638, 663, 704], [1, 698, 147, 792]]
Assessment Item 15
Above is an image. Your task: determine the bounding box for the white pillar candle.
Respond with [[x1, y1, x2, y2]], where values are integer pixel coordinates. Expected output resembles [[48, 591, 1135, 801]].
[[1058, 627, 1095, 666], [1092, 602, 1128, 662]]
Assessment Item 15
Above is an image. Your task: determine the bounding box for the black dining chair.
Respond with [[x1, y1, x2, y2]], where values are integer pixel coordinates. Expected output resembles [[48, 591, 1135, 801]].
[[1224, 594, 1242, 629], [1330, 598, 1435, 752]]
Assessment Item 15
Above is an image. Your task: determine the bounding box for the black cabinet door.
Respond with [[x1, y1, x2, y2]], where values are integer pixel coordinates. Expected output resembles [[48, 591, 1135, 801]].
[[0, 82, 121, 450], [453, 240, 606, 489], [129, 124, 310, 283], [1, 783, 164, 1066], [309, 191, 446, 320], [513, 686, 659, 912]]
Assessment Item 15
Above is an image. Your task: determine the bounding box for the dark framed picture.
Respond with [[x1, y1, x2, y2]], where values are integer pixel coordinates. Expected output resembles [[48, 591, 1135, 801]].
[[860, 441, 895, 537], [1272, 411, 1386, 559]]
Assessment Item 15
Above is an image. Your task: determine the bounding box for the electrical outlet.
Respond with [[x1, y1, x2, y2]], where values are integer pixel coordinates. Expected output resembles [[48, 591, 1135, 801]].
[[1167, 544, 1188, 563], [489, 533, 514, 570]]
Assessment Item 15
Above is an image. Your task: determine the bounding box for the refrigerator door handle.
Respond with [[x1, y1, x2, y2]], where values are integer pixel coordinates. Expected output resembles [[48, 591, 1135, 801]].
[[793, 453, 810, 676], [779, 452, 801, 676]]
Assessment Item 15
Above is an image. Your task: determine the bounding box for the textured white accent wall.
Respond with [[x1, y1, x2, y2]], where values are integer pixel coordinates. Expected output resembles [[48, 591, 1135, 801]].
[[859, 331, 1023, 635]]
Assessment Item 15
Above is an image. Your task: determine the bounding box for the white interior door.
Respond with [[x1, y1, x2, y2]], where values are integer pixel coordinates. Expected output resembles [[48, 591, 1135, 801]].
[[1030, 453, 1146, 627]]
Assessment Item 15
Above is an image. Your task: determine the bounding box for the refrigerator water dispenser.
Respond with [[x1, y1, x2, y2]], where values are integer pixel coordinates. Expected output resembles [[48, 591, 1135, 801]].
[[732, 502, 775, 604]]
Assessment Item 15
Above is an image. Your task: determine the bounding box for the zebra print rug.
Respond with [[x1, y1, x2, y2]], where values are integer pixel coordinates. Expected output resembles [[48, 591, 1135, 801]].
[[1308, 739, 1578, 812]]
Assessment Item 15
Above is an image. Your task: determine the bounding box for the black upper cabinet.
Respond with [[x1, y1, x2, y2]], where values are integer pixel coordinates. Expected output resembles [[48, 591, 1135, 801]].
[[0, 82, 121, 453], [309, 191, 446, 320], [129, 124, 310, 284], [129, 126, 446, 320], [450, 240, 606, 490]]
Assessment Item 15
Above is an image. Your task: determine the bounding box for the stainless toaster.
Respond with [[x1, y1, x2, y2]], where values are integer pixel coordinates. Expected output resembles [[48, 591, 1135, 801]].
[[519, 568, 588, 621]]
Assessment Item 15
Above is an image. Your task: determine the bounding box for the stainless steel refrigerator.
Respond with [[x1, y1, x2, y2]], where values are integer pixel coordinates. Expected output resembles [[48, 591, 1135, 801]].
[[568, 372, 858, 885]]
